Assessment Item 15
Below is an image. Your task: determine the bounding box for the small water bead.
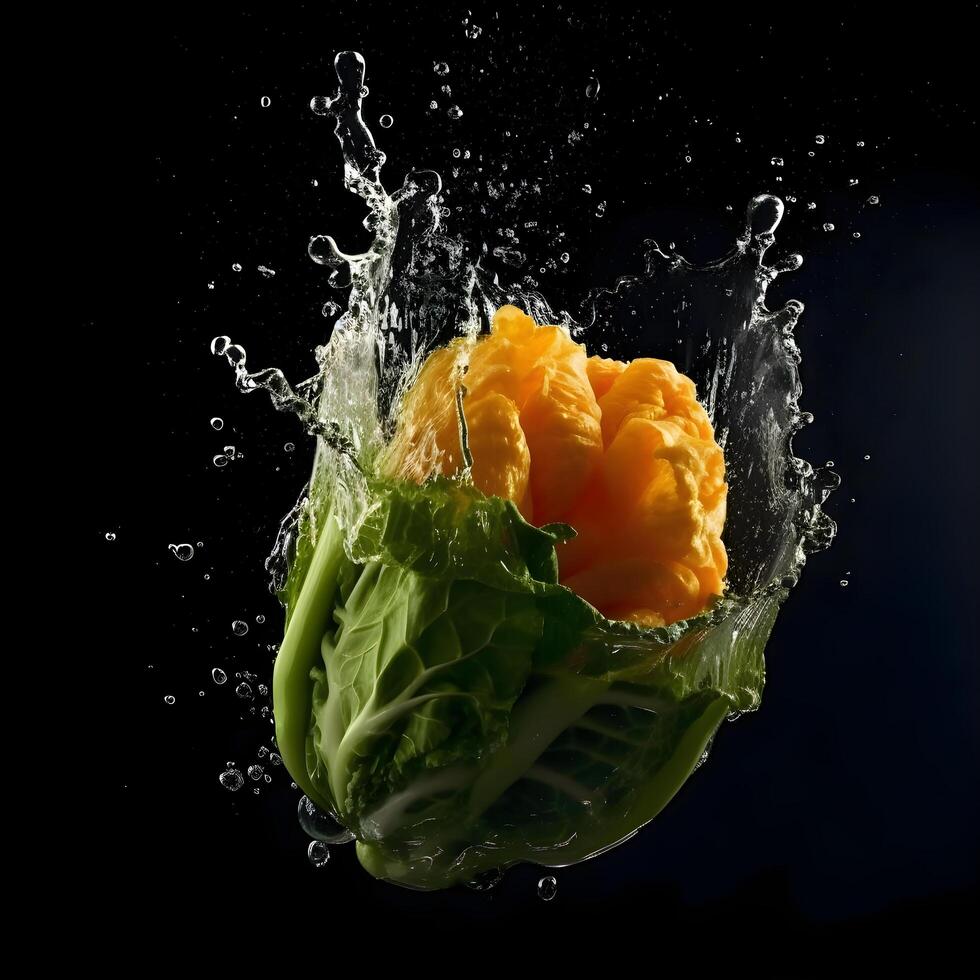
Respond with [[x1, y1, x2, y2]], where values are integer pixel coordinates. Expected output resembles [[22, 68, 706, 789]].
[[849, 178, 859, 187], [198, 691, 205, 697], [269, 752, 282, 767], [360, 86, 369, 97], [452, 148, 461, 158], [257, 265, 275, 278], [840, 580, 849, 587], [823, 223, 835, 232], [256, 614, 266, 624], [429, 100, 438, 110], [211, 668, 228, 685], [207, 282, 215, 290], [852, 232, 861, 239], [864, 454, 871, 460], [203, 573, 210, 581], [310, 96, 331, 115], [164, 695, 176, 705], [260, 96, 271, 108], [231, 620, 249, 636], [537, 876, 558, 901], [257, 684, 269, 696], [441, 84, 452, 96], [448, 105, 463, 120], [856, 140, 865, 147], [284, 442, 295, 452], [168, 543, 195, 562], [807, 202, 816, 210], [586, 76, 600, 99], [464, 23, 482, 39], [210, 335, 230, 356], [219, 768, 244, 791], [105, 532, 116, 541], [815, 134, 826, 144], [433, 61, 449, 76], [867, 195, 880, 205], [308, 841, 331, 868], [582, 183, 592, 194], [248, 764, 264, 781], [379, 114, 393, 129], [235, 682, 253, 700], [684, 155, 692, 163], [210, 417, 224, 430], [560, 252, 570, 263], [771, 156, 784, 167], [232, 262, 242, 272]]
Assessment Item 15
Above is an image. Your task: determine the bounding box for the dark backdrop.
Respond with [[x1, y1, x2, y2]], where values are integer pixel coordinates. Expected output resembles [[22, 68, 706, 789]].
[[79, 2, 977, 965]]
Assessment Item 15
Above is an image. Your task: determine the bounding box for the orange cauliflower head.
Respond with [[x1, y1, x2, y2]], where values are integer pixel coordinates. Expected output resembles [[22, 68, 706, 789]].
[[383, 305, 728, 626]]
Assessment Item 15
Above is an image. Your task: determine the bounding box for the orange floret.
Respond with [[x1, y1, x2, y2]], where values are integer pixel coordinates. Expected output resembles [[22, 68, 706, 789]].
[[382, 305, 728, 625]]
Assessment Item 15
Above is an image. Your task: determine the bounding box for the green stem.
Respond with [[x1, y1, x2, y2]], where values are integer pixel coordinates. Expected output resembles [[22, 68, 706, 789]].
[[272, 506, 346, 813]]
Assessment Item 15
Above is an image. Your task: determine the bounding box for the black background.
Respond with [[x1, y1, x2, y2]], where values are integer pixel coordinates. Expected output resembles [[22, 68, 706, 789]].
[[79, 2, 977, 965]]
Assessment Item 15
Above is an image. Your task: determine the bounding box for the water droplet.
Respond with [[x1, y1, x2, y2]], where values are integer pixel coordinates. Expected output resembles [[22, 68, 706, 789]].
[[770, 156, 784, 167], [433, 61, 450, 76], [822, 222, 835, 232], [864, 454, 871, 460], [684, 155, 692, 163], [379, 114, 393, 128], [212, 455, 228, 467], [257, 265, 275, 278], [429, 99, 438, 110], [852, 232, 861, 239], [537, 876, 558, 901], [464, 23, 482, 39], [260, 96, 271, 108], [586, 76, 600, 99], [211, 667, 227, 685], [168, 543, 195, 562], [448, 105, 463, 120], [867, 194, 880, 205], [248, 764, 264, 781], [210, 335, 230, 356], [219, 768, 244, 791], [256, 614, 266, 624], [232, 620, 249, 636], [284, 442, 295, 452], [210, 417, 224, 430], [163, 695, 176, 705], [807, 202, 816, 210], [308, 841, 331, 867], [452, 148, 461, 158], [232, 263, 242, 272], [105, 532, 116, 541], [310, 95, 331, 115], [849, 178, 859, 186], [560, 252, 570, 263], [235, 682, 253, 700], [815, 134, 826, 145], [856, 140, 865, 147], [840, 579, 849, 587]]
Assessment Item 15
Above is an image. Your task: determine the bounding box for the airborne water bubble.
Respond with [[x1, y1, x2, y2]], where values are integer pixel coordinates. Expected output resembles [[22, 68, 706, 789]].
[[379, 114, 393, 128], [537, 876, 558, 901], [219, 768, 244, 792], [308, 841, 331, 867], [231, 620, 249, 636], [211, 667, 228, 685], [168, 542, 195, 562]]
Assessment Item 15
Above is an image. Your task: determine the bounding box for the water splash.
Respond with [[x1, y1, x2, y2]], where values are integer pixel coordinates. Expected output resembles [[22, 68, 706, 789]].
[[215, 50, 838, 883]]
